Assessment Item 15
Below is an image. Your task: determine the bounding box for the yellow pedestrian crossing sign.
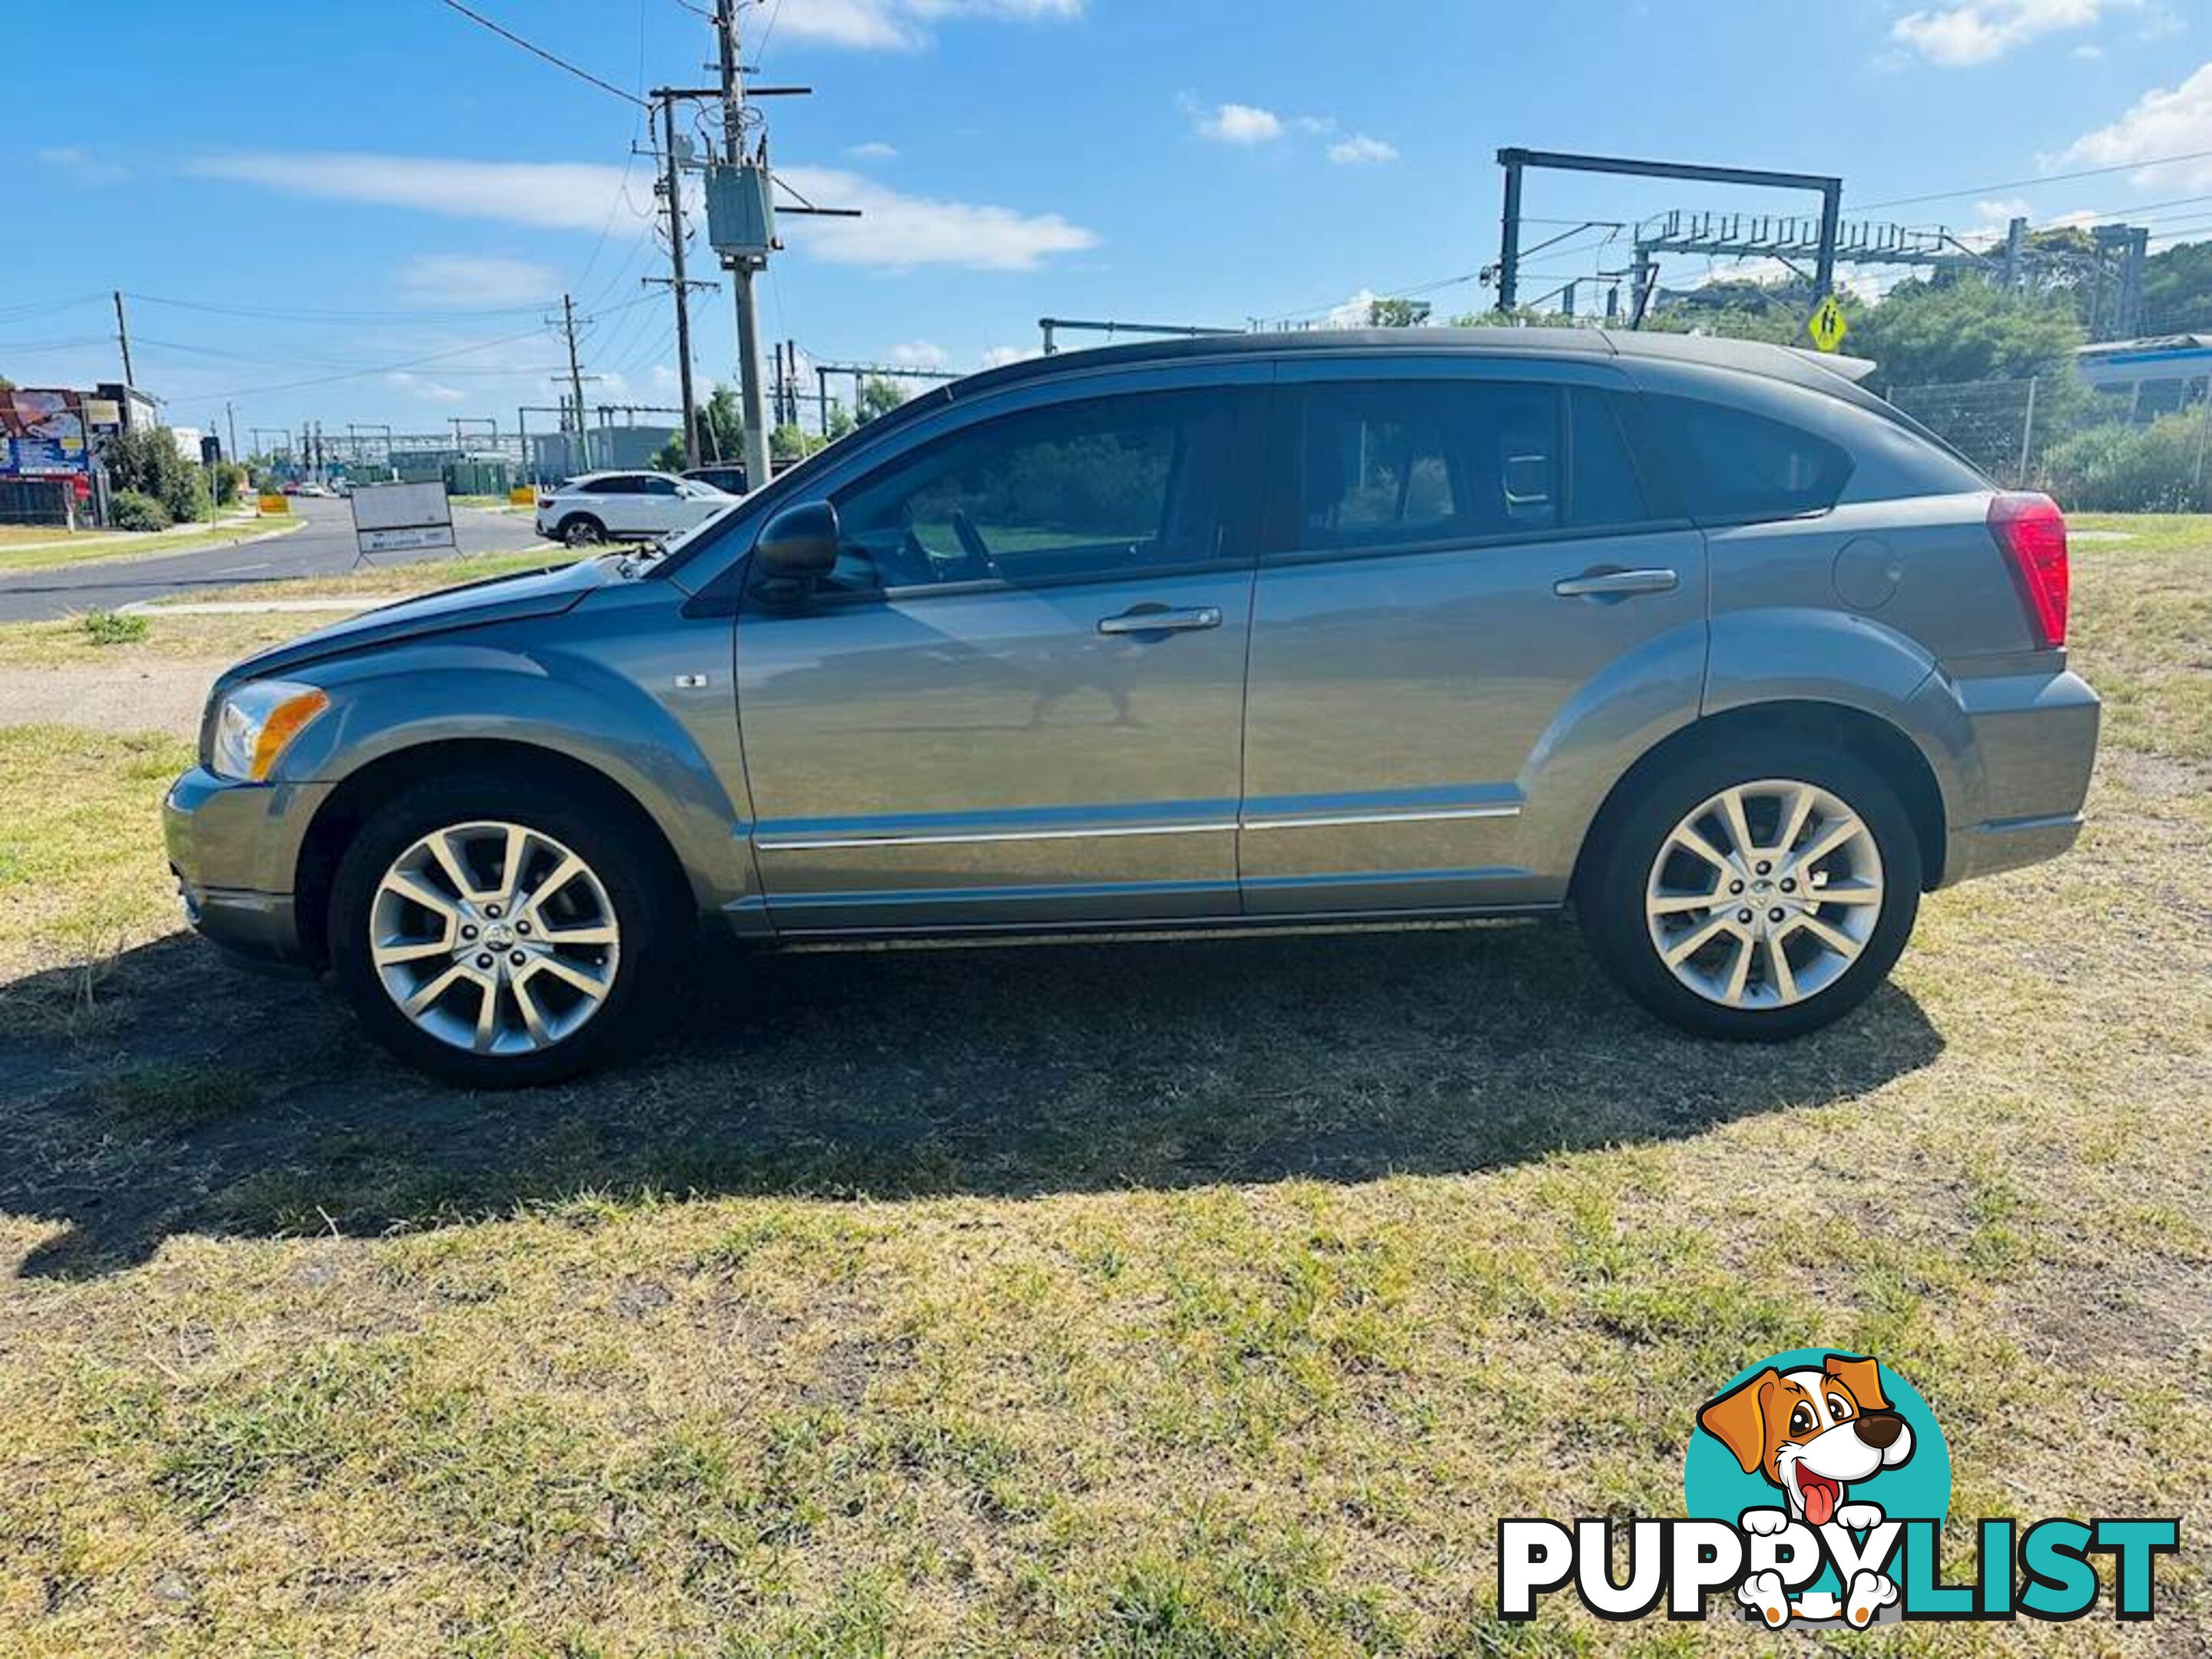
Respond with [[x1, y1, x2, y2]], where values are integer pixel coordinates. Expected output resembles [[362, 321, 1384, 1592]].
[[1807, 294, 1849, 353]]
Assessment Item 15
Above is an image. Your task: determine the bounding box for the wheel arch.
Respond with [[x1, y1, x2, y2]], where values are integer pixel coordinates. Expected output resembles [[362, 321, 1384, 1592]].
[[1568, 700, 1949, 902], [293, 737, 692, 970]]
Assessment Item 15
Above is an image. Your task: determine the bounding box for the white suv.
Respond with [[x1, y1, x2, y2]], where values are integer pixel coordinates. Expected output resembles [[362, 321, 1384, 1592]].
[[535, 471, 733, 545]]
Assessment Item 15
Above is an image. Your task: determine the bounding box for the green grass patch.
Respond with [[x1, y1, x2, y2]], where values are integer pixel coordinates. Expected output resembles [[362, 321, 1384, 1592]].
[[78, 609, 149, 647]]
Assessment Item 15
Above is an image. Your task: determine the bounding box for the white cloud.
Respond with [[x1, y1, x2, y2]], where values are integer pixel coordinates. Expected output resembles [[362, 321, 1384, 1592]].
[[889, 339, 950, 368], [1327, 134, 1399, 166], [775, 164, 1098, 270], [1192, 101, 1284, 145], [847, 141, 899, 160], [2060, 60, 2212, 187], [1891, 0, 2131, 65], [773, 0, 1081, 51], [648, 364, 682, 392], [386, 371, 466, 405], [979, 344, 1039, 369], [187, 151, 639, 231], [38, 146, 127, 184], [188, 151, 1098, 274], [397, 253, 558, 308]]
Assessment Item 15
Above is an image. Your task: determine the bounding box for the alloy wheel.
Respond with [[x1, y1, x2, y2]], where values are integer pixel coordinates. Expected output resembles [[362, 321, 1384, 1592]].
[[1644, 778, 1885, 1010], [368, 820, 621, 1055]]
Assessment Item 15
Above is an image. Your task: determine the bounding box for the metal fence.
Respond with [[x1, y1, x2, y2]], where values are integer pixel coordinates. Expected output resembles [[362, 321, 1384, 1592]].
[[1887, 379, 2047, 488], [1888, 375, 2212, 508]]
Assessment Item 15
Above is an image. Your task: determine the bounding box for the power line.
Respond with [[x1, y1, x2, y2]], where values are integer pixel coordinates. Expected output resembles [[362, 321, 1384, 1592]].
[[127, 290, 552, 322], [192, 326, 558, 400], [1854, 147, 2212, 212], [433, 0, 647, 107]]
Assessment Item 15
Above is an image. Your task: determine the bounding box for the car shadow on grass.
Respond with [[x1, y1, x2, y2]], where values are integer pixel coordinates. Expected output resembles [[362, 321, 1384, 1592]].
[[0, 920, 1943, 1277]]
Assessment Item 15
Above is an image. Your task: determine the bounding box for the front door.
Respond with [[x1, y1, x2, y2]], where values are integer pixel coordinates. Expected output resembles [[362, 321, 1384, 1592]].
[[735, 385, 1259, 932], [1239, 364, 1707, 914]]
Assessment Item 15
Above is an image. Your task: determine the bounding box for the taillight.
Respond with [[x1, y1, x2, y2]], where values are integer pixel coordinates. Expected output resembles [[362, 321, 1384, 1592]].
[[1988, 492, 2068, 649]]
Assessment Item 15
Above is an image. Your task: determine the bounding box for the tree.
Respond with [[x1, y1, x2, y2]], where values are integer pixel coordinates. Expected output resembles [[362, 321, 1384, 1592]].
[[698, 385, 747, 463], [824, 406, 856, 442], [1367, 296, 1433, 328], [856, 376, 908, 422], [102, 426, 209, 524], [1849, 276, 2085, 392], [770, 423, 828, 465], [650, 384, 750, 472], [2140, 240, 2212, 335]]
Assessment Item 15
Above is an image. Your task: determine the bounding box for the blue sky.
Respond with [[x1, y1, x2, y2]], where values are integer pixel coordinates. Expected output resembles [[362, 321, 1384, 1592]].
[[8, 0, 2212, 441]]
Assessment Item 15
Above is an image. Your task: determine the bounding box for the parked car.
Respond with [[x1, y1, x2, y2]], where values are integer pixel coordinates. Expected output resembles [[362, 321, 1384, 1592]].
[[167, 329, 2098, 1085], [682, 463, 750, 497], [534, 470, 733, 545]]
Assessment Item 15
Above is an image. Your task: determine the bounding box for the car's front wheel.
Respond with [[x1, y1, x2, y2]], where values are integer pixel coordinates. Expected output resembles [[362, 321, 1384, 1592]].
[[1578, 738, 1922, 1041], [328, 774, 678, 1086]]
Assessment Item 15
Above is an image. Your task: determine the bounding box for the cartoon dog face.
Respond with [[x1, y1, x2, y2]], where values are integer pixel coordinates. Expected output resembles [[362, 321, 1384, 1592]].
[[1699, 1353, 1913, 1527]]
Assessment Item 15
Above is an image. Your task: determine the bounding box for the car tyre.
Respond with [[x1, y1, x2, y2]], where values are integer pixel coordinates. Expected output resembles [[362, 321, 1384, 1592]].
[[327, 773, 682, 1087], [558, 514, 605, 548], [1578, 737, 1922, 1041]]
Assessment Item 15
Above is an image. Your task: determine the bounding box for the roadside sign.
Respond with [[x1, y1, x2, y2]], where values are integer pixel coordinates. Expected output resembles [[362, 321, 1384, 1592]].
[[1807, 295, 1849, 353], [350, 480, 456, 561], [258, 492, 290, 515]]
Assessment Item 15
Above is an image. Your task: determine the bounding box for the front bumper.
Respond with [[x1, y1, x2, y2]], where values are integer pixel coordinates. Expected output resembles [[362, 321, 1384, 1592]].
[[1937, 668, 2101, 886], [164, 767, 332, 968]]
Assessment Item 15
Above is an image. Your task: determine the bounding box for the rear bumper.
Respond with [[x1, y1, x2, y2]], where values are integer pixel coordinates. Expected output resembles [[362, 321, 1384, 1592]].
[[1934, 667, 2101, 886], [164, 767, 329, 969]]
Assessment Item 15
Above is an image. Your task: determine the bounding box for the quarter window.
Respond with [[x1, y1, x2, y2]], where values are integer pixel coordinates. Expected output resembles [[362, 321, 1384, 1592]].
[[1654, 396, 1853, 523], [829, 391, 1231, 590]]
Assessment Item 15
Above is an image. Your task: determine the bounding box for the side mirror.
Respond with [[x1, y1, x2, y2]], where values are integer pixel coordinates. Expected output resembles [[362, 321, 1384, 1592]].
[[755, 499, 839, 577]]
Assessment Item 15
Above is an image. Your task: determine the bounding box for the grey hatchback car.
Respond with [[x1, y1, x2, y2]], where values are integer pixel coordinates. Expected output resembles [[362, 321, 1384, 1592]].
[[167, 329, 2098, 1085]]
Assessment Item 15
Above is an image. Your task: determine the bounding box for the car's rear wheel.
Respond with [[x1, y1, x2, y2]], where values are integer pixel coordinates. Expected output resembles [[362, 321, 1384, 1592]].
[[328, 774, 678, 1086], [558, 513, 604, 547], [1578, 738, 1922, 1041]]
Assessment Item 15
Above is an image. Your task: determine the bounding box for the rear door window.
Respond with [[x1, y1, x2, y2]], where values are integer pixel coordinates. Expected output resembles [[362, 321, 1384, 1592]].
[[1288, 379, 1657, 554], [1653, 396, 1854, 524]]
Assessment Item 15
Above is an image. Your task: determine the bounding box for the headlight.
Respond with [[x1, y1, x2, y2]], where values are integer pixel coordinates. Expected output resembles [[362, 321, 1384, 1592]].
[[209, 680, 329, 782]]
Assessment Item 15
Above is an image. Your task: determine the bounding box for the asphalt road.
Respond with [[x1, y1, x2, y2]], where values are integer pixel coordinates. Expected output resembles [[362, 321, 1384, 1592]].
[[0, 497, 553, 623]]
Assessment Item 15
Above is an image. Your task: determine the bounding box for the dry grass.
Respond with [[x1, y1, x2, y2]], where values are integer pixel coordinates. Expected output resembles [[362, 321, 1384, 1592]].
[[0, 519, 2206, 1653], [0, 548, 584, 673]]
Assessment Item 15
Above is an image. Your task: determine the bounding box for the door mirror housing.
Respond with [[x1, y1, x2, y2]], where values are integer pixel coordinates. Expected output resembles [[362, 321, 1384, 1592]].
[[755, 500, 839, 577]]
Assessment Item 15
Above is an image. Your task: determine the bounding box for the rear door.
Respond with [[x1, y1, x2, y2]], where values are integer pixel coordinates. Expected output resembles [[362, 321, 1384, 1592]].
[[1238, 356, 1706, 914]]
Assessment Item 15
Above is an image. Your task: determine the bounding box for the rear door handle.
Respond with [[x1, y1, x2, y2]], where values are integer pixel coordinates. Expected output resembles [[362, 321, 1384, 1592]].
[[1098, 605, 1223, 635], [1553, 567, 1679, 600]]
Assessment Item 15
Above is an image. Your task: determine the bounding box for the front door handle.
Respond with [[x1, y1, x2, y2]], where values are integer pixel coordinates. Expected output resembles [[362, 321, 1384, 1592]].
[[1553, 567, 1679, 600], [1098, 605, 1223, 636]]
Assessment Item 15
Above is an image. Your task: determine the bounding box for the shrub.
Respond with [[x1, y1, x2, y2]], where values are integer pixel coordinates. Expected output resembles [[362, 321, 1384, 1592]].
[[101, 426, 210, 524], [108, 490, 173, 532], [80, 609, 150, 646], [214, 461, 250, 507], [2039, 410, 2212, 512]]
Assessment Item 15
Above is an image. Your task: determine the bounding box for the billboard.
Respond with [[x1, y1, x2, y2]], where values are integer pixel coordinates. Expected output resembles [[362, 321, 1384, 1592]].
[[0, 389, 91, 476]]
